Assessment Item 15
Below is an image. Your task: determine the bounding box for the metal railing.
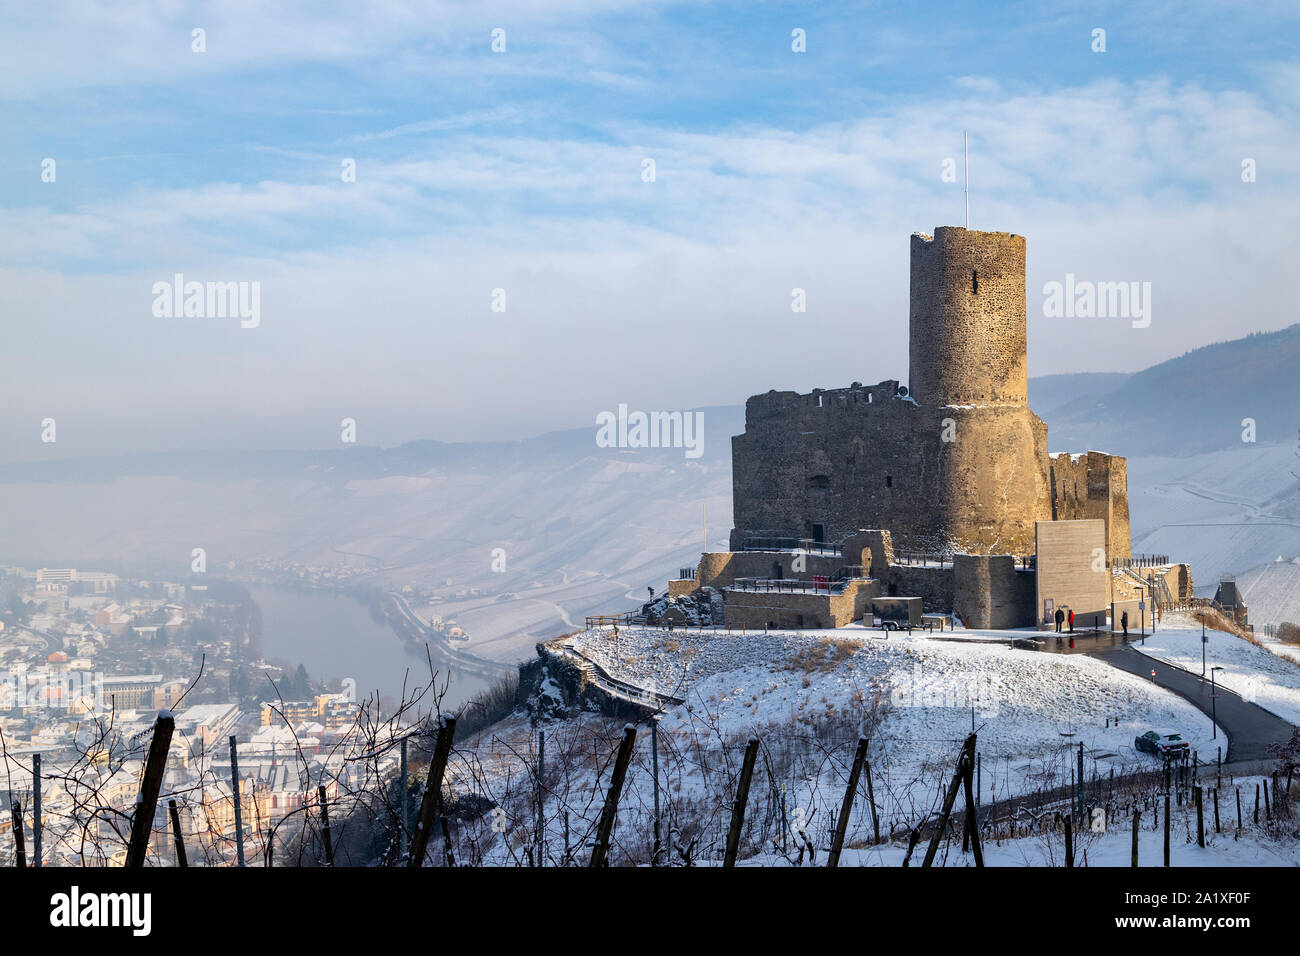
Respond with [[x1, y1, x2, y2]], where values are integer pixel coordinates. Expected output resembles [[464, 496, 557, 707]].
[[728, 576, 848, 595], [893, 550, 944, 567], [740, 536, 842, 555], [893, 552, 1035, 569], [584, 612, 637, 628], [1115, 554, 1170, 569], [561, 643, 684, 706], [677, 567, 697, 581], [829, 565, 868, 582]]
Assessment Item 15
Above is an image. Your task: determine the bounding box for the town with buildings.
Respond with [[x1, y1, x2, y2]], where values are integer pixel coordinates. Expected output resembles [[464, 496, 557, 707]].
[[0, 565, 392, 867]]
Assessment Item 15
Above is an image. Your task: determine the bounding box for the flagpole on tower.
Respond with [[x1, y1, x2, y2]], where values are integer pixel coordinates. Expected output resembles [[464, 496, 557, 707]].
[[964, 130, 969, 229]]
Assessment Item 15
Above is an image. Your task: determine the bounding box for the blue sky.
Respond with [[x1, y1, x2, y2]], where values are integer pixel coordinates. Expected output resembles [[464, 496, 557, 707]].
[[3, 0, 1299, 458]]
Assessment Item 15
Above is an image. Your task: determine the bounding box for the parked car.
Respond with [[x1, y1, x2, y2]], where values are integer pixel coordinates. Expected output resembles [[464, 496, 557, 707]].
[[1134, 730, 1190, 757]]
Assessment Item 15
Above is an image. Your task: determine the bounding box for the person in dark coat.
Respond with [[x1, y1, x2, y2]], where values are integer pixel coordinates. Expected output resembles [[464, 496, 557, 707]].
[[1121, 610, 1129, 639], [1054, 607, 1065, 632]]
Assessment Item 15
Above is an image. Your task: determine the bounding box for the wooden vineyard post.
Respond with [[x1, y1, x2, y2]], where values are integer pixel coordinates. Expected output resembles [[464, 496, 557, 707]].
[[724, 738, 760, 868], [827, 737, 868, 868], [1131, 810, 1140, 867], [922, 734, 977, 869], [125, 712, 175, 868], [590, 725, 637, 867], [169, 799, 188, 867], [407, 715, 457, 867]]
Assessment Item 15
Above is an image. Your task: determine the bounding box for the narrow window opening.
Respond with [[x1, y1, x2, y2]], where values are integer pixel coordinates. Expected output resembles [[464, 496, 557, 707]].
[[972, 269, 978, 293], [886, 475, 893, 488]]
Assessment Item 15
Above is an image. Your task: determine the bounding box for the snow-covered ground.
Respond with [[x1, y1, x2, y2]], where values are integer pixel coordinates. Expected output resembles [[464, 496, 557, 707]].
[[567, 625, 1223, 821], [443, 695, 1297, 867], [1237, 557, 1300, 629], [744, 814, 1300, 867], [1135, 612, 1300, 726]]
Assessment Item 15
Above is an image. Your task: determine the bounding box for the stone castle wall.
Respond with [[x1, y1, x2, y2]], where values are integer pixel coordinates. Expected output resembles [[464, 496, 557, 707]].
[[729, 381, 946, 552], [952, 555, 1037, 629], [880, 564, 955, 613], [729, 382, 1050, 556], [722, 579, 878, 630], [1049, 452, 1132, 561], [695, 549, 845, 592]]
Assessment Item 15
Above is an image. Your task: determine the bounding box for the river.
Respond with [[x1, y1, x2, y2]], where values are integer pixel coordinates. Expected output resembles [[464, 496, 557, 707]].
[[249, 585, 493, 711]]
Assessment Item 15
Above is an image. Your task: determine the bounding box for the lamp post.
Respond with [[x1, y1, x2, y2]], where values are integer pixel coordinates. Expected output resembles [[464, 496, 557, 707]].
[[1201, 614, 1207, 678], [1210, 667, 1223, 740], [1140, 588, 1147, 643]]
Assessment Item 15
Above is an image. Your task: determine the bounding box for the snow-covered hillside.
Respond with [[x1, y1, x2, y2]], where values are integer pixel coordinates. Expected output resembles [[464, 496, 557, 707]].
[[435, 625, 1300, 868], [1237, 558, 1300, 629], [1126, 443, 1300, 588], [567, 625, 1221, 820]]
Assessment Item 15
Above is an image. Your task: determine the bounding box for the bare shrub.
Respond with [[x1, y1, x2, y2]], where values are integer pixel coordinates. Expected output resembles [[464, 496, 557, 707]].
[[1191, 606, 1258, 644], [784, 638, 859, 675]]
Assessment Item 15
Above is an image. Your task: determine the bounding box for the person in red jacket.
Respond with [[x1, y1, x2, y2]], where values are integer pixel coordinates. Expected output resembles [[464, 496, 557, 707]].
[[1068, 608, 1074, 633]]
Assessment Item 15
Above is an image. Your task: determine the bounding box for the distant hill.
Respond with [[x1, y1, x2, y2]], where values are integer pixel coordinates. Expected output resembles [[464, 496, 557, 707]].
[[1027, 372, 1134, 419], [0, 405, 747, 484], [1040, 324, 1300, 456]]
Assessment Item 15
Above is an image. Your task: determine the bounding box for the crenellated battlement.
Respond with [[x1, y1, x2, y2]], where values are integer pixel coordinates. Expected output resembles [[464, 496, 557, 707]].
[[744, 380, 909, 424]]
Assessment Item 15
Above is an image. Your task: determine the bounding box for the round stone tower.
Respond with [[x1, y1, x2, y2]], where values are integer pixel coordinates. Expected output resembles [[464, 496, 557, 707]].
[[908, 226, 1027, 406], [906, 226, 1049, 555]]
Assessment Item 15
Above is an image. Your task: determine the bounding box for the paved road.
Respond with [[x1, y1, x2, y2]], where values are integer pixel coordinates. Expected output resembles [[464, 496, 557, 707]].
[[1092, 643, 1295, 763], [387, 592, 513, 681]]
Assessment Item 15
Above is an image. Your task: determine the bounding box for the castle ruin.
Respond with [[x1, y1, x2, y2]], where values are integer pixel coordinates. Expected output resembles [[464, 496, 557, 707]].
[[664, 226, 1182, 630]]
